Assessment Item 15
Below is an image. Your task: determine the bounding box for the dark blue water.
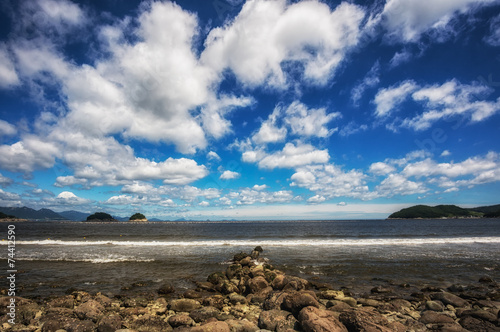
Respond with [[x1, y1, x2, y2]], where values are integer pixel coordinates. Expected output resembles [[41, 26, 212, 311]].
[[1, 219, 499, 297]]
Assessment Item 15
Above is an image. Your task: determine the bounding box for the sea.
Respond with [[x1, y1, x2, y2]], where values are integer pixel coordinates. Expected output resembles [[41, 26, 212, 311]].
[[1, 219, 500, 298]]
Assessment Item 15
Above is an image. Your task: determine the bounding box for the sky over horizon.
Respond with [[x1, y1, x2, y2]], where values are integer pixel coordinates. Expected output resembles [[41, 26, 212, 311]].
[[0, 0, 500, 220]]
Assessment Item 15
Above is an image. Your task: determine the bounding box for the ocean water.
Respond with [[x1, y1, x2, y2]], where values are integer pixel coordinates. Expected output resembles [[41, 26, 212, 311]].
[[1, 219, 499, 297]]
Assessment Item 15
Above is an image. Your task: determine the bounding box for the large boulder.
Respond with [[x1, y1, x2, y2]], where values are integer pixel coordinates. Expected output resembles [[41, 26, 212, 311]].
[[247, 276, 269, 294], [189, 306, 221, 323], [430, 292, 469, 308], [167, 314, 195, 328], [298, 306, 348, 332], [191, 321, 230, 332], [97, 314, 122, 332], [339, 307, 394, 332], [169, 299, 202, 312], [282, 291, 321, 316]]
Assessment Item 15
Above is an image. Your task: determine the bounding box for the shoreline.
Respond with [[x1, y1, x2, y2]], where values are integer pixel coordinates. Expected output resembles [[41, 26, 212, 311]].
[[1, 248, 499, 331]]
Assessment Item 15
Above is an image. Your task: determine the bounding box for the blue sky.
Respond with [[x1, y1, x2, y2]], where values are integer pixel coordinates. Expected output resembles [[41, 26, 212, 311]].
[[1, 0, 500, 220]]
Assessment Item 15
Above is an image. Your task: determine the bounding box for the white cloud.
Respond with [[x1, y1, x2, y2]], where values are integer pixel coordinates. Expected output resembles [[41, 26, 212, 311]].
[[339, 122, 368, 137], [0, 137, 59, 173], [378, 0, 497, 43], [202, 0, 365, 87], [55, 191, 91, 205], [0, 120, 17, 137], [207, 151, 222, 162], [374, 79, 500, 130], [199, 201, 210, 207], [441, 150, 451, 157], [252, 107, 287, 144], [351, 61, 380, 104], [0, 189, 20, 201], [374, 174, 427, 197], [389, 49, 413, 68], [291, 164, 369, 199], [220, 170, 241, 180], [283, 101, 340, 138], [258, 142, 329, 170], [307, 195, 326, 204], [0, 45, 20, 88], [374, 80, 418, 117], [252, 184, 268, 191], [230, 187, 294, 205], [369, 162, 396, 176]]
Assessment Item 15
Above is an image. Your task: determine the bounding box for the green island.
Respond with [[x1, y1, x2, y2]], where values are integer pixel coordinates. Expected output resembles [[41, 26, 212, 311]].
[[388, 204, 500, 219], [85, 212, 117, 222], [129, 212, 148, 222]]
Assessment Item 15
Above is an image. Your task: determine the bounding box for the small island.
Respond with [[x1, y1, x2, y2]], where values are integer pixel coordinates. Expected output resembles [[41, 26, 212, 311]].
[[388, 204, 500, 219], [129, 213, 148, 222], [85, 212, 117, 222]]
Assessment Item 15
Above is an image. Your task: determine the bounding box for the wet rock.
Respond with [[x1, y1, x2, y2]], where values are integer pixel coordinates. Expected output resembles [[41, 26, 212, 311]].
[[258, 309, 298, 331], [191, 321, 231, 332], [229, 294, 247, 305], [220, 280, 240, 295], [431, 292, 469, 308], [357, 298, 381, 307], [123, 297, 148, 308], [184, 289, 203, 299], [263, 291, 288, 310], [98, 314, 122, 332], [148, 298, 168, 315], [337, 297, 357, 308], [419, 311, 456, 324], [249, 265, 265, 278], [326, 300, 352, 312], [240, 256, 253, 267], [282, 291, 321, 316], [203, 295, 225, 310], [234, 252, 249, 262], [458, 309, 498, 323], [168, 314, 195, 327], [227, 264, 244, 279], [298, 306, 347, 332], [41, 319, 65, 332], [282, 276, 309, 292], [190, 306, 221, 323], [169, 298, 202, 312], [271, 275, 287, 290], [158, 283, 175, 295], [208, 272, 227, 285], [479, 276, 495, 283], [247, 276, 269, 294], [74, 300, 104, 322], [319, 290, 344, 300], [339, 307, 393, 332]]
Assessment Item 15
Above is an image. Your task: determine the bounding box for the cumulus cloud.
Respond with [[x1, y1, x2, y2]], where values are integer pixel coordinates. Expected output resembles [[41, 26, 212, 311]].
[[376, 0, 497, 43], [258, 142, 329, 170], [207, 151, 222, 162], [0, 173, 13, 187], [252, 107, 288, 144], [369, 162, 397, 176], [374, 174, 427, 197], [0, 120, 17, 137], [229, 187, 294, 205], [220, 170, 241, 180], [55, 191, 91, 205], [283, 102, 340, 138], [374, 80, 418, 117], [202, 0, 365, 87]]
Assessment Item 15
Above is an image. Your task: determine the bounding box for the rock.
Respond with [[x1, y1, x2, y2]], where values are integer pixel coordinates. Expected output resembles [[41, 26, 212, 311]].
[[203, 295, 225, 310], [16, 302, 40, 325], [253, 246, 263, 253], [123, 297, 148, 308], [47, 295, 75, 309], [298, 306, 348, 332], [240, 256, 253, 267], [184, 289, 202, 299], [249, 265, 265, 278], [189, 306, 221, 323], [191, 321, 231, 332], [41, 319, 65, 332], [66, 319, 96, 332], [419, 311, 456, 324], [371, 286, 393, 294], [148, 298, 168, 315], [326, 300, 352, 312], [226, 264, 244, 279], [339, 307, 393, 332], [426, 300, 445, 311], [247, 276, 269, 294], [168, 314, 195, 327], [337, 297, 357, 307], [479, 276, 495, 283], [459, 316, 499, 331], [357, 298, 381, 307], [226, 319, 259, 332], [158, 283, 175, 295], [129, 315, 172, 332], [169, 298, 202, 312], [258, 309, 298, 331], [234, 252, 249, 262], [431, 292, 469, 308], [282, 276, 309, 292], [208, 272, 227, 285], [220, 280, 240, 295], [263, 291, 288, 310], [250, 250, 260, 260], [458, 309, 498, 322], [230, 294, 248, 305], [319, 290, 344, 300], [282, 291, 322, 316], [74, 300, 104, 322], [98, 314, 122, 332]]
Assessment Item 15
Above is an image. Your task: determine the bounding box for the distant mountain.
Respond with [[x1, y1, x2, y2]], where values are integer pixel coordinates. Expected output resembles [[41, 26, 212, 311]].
[[59, 210, 90, 221], [388, 204, 498, 219], [0, 206, 65, 220]]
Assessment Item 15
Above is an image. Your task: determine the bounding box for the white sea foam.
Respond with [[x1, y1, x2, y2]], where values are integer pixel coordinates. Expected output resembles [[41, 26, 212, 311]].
[[8, 237, 500, 247], [17, 256, 154, 264]]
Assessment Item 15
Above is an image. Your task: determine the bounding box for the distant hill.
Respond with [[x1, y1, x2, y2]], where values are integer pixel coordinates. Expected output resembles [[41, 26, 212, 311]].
[[389, 204, 498, 219], [0, 206, 65, 220], [59, 210, 90, 221]]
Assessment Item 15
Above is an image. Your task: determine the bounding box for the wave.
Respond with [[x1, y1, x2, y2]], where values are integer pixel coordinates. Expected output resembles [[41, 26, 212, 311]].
[[6, 237, 500, 247], [15, 256, 155, 264]]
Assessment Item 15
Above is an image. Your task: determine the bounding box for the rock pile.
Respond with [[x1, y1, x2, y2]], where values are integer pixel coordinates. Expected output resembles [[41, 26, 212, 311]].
[[1, 247, 499, 331]]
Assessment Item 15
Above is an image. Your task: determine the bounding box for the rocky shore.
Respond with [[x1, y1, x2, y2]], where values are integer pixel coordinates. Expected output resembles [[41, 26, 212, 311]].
[[1, 247, 499, 332]]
